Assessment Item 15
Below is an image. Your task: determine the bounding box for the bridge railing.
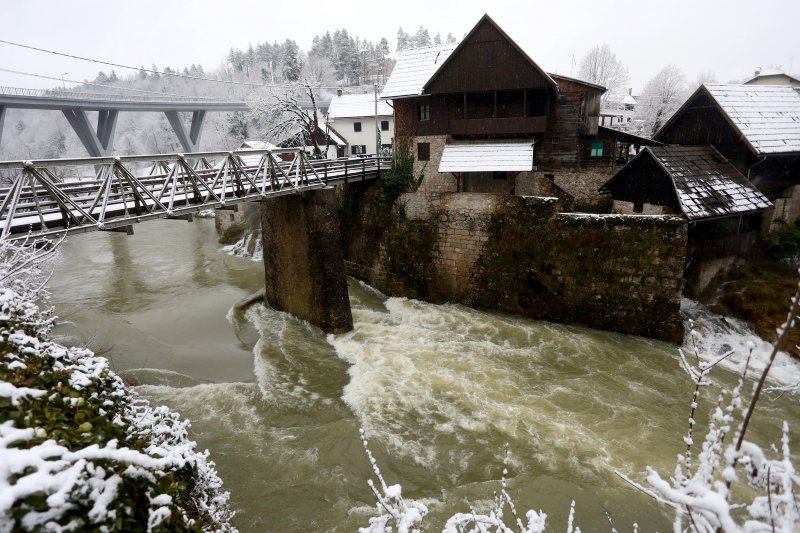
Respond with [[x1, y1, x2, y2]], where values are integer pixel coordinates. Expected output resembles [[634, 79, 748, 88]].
[[0, 149, 391, 240], [0, 85, 230, 103]]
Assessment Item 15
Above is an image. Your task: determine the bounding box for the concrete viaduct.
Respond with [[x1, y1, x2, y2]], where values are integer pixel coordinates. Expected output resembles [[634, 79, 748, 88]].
[[0, 87, 248, 156]]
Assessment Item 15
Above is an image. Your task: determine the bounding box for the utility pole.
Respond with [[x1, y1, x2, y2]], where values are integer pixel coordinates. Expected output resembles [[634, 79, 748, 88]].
[[374, 83, 380, 157]]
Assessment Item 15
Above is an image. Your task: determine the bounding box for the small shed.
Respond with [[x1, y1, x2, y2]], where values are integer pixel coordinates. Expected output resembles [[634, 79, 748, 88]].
[[600, 144, 772, 294], [601, 144, 770, 219]]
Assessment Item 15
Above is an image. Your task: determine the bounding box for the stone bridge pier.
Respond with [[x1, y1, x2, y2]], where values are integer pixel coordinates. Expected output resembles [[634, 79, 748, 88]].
[[259, 189, 353, 334]]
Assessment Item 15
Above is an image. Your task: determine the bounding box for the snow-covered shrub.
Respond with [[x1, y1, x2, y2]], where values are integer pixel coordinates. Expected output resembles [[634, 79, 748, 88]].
[[0, 237, 236, 532], [619, 291, 800, 531]]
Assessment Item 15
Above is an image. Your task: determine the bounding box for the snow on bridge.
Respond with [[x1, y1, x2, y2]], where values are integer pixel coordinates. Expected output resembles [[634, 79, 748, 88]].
[[0, 149, 388, 240]]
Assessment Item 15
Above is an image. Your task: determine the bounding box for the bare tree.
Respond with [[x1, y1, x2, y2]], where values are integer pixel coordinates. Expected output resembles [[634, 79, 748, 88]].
[[251, 80, 327, 157], [577, 44, 629, 98], [695, 69, 718, 87], [635, 64, 688, 137], [301, 55, 336, 86]]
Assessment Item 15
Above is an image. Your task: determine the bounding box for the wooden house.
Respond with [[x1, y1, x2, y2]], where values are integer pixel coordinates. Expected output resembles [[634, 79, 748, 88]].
[[600, 144, 771, 293], [380, 15, 654, 206], [654, 84, 800, 229]]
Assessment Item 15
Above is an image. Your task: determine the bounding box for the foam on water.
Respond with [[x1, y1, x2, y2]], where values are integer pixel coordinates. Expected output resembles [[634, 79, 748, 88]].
[[327, 288, 685, 483], [681, 298, 800, 387]]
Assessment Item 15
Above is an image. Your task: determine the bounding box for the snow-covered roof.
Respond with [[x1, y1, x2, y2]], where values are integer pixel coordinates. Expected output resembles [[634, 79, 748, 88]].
[[438, 142, 534, 173], [649, 145, 771, 220], [240, 140, 279, 150], [328, 93, 393, 119], [603, 92, 637, 107], [694, 84, 800, 155], [380, 43, 458, 99], [743, 70, 800, 84]]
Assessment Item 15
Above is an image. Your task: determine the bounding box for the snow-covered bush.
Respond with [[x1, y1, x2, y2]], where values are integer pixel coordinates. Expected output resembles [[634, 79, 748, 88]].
[[618, 290, 800, 532], [0, 237, 236, 532]]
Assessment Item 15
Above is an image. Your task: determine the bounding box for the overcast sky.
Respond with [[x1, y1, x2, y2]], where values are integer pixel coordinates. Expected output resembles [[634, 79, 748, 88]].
[[1, 0, 798, 94]]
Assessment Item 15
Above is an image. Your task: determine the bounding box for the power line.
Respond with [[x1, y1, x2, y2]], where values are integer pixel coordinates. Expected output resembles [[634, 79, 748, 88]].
[[0, 68, 226, 100], [0, 38, 272, 87], [0, 38, 347, 90]]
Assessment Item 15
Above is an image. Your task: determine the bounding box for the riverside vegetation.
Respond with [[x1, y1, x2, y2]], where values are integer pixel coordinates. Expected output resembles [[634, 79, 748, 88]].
[[0, 238, 236, 532]]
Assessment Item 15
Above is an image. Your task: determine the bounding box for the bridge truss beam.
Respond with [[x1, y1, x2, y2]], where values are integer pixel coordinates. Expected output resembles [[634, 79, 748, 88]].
[[0, 150, 388, 240]]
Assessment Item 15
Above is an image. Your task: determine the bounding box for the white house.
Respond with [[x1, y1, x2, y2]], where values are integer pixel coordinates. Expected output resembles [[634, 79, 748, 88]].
[[600, 90, 637, 129], [326, 92, 394, 156]]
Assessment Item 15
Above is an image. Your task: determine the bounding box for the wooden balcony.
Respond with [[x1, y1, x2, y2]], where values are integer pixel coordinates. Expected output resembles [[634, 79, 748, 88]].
[[449, 116, 547, 136]]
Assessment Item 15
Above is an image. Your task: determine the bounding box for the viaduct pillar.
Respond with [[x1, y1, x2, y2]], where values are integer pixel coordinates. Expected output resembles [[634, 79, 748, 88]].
[[259, 189, 353, 334]]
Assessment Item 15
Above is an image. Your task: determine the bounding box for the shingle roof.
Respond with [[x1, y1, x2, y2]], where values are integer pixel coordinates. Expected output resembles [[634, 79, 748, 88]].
[[327, 93, 393, 119], [703, 84, 800, 155], [648, 145, 771, 220], [380, 43, 458, 99], [438, 142, 534, 173]]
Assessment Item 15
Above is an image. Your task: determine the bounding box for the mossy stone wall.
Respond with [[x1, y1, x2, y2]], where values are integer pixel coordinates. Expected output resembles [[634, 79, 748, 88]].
[[341, 185, 687, 342]]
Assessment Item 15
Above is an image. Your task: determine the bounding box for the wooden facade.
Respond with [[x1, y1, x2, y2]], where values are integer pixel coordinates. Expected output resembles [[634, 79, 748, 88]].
[[391, 16, 613, 172]]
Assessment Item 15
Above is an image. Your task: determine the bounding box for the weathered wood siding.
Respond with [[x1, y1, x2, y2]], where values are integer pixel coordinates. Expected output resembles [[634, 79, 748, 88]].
[[426, 20, 552, 94], [655, 93, 753, 173], [604, 152, 680, 210]]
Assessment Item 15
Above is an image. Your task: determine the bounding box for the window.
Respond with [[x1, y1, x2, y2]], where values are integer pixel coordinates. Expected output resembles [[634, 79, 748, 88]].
[[492, 172, 507, 180], [418, 142, 430, 161], [633, 201, 644, 213], [381, 120, 389, 131], [351, 145, 366, 155], [353, 122, 362, 132], [418, 103, 430, 121], [590, 140, 604, 157], [551, 138, 560, 145]]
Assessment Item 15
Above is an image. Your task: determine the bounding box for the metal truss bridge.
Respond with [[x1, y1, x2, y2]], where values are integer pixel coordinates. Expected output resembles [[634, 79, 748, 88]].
[[0, 149, 389, 240]]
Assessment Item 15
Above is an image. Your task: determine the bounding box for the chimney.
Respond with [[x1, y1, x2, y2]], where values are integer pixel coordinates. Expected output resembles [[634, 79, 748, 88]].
[[755, 67, 761, 76], [628, 87, 632, 95], [337, 89, 343, 97]]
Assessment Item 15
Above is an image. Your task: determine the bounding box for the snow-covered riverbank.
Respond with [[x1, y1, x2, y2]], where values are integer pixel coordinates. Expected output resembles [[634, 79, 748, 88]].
[[0, 241, 236, 532]]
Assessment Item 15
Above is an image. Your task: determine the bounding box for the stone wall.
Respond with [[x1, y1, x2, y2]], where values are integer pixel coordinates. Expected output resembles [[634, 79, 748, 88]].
[[261, 189, 353, 334], [413, 135, 456, 193], [342, 185, 687, 341]]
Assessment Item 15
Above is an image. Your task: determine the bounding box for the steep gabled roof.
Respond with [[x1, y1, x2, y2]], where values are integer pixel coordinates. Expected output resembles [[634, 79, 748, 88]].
[[328, 93, 393, 118], [422, 14, 557, 94], [381, 14, 557, 100], [655, 84, 800, 156], [602, 145, 771, 220], [380, 43, 458, 99]]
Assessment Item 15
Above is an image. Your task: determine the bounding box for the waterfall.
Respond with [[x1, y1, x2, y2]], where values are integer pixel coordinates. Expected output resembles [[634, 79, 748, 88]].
[[222, 229, 263, 261]]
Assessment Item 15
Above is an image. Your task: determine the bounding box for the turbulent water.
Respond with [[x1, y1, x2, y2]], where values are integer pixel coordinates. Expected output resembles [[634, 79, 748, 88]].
[[47, 218, 799, 531]]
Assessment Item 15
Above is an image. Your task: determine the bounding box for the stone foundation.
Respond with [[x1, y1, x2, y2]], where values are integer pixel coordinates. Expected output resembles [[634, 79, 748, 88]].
[[260, 189, 353, 334], [342, 185, 687, 342]]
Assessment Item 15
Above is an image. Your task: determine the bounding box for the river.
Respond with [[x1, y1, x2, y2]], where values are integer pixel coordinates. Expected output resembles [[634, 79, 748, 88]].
[[46, 217, 799, 531]]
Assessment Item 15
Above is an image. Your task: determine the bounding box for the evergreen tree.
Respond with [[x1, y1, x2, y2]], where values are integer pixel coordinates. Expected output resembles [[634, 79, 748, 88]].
[[108, 70, 118, 82], [282, 39, 301, 81], [396, 27, 411, 51], [413, 26, 431, 47]]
